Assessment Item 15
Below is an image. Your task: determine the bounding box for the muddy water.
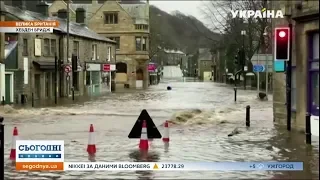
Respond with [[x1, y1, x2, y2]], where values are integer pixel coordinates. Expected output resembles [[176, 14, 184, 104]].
[[1, 79, 319, 179]]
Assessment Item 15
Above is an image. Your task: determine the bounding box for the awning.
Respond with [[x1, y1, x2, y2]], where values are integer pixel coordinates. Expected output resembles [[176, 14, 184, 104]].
[[33, 61, 55, 70]]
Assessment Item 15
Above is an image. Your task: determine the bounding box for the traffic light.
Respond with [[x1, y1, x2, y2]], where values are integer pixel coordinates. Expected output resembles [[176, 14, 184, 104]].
[[234, 55, 238, 64], [275, 27, 290, 61]]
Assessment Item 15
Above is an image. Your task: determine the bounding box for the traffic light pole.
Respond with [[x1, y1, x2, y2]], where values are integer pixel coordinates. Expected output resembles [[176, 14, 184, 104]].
[[286, 23, 293, 131]]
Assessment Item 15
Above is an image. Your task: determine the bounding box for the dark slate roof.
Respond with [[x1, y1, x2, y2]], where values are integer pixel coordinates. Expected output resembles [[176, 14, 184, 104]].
[[3, 5, 116, 44]]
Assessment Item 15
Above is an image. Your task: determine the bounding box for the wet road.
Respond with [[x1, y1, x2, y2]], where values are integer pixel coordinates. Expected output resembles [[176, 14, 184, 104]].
[[2, 78, 319, 179]]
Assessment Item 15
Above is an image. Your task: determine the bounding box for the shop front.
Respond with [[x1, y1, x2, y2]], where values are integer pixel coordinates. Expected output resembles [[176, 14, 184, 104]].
[[102, 63, 116, 93], [148, 63, 158, 85], [308, 32, 319, 136], [85, 63, 101, 96]]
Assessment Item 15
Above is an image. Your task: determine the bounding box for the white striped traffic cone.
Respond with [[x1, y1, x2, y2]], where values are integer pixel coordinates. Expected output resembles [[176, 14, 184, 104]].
[[87, 124, 96, 155], [162, 121, 170, 142], [10, 127, 18, 161], [139, 120, 148, 151]]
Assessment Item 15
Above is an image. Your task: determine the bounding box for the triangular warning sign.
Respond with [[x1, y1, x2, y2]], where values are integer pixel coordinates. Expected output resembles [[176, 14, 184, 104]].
[[128, 109, 162, 139], [153, 164, 159, 169]]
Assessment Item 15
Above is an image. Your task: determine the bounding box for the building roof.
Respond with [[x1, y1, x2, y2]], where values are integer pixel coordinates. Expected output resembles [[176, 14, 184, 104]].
[[3, 5, 116, 43], [198, 48, 212, 61], [49, 1, 149, 24]]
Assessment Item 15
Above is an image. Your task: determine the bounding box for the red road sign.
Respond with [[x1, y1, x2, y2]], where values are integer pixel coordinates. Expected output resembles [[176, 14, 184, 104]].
[[103, 64, 110, 72], [64, 65, 72, 73]]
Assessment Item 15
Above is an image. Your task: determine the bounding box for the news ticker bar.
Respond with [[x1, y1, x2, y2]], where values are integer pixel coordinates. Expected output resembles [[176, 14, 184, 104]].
[[0, 27, 53, 33], [16, 162, 303, 171]]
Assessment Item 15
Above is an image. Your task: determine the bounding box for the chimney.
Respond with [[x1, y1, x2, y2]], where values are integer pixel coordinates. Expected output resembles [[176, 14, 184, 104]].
[[12, 0, 26, 10], [36, 1, 49, 16], [57, 9, 68, 19], [75, 8, 86, 24]]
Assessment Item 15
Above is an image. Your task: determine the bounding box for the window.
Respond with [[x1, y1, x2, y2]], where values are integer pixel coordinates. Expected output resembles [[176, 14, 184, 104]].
[[44, 38, 50, 56], [107, 47, 111, 61], [92, 44, 97, 60], [73, 41, 79, 57], [291, 66, 296, 110], [109, 37, 120, 50], [104, 12, 118, 24], [135, 24, 148, 30], [135, 37, 141, 51], [23, 39, 28, 55], [73, 72, 79, 91], [45, 72, 50, 98], [50, 39, 56, 56], [142, 37, 147, 51]]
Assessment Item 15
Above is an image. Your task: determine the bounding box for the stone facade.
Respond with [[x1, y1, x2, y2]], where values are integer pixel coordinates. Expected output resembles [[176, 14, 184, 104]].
[[48, 0, 150, 89], [272, 1, 319, 132], [2, 4, 116, 105], [197, 48, 213, 80]]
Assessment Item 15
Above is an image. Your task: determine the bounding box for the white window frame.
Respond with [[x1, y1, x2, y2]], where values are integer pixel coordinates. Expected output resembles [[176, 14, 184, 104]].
[[92, 44, 97, 60], [107, 46, 111, 62]]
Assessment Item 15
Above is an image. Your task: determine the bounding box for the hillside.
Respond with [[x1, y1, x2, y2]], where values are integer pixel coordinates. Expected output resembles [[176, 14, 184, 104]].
[[150, 5, 220, 54]]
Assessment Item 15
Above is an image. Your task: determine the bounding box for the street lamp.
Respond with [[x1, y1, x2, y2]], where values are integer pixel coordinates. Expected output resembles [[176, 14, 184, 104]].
[[241, 30, 247, 90], [263, 26, 271, 100]]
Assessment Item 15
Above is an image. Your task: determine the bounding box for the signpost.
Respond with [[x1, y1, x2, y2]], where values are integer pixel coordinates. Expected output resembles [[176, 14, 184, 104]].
[[253, 64, 265, 97], [251, 54, 272, 100]]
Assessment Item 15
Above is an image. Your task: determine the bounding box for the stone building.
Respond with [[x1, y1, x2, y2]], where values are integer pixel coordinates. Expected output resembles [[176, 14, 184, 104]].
[[48, 0, 150, 89], [272, 1, 319, 134], [1, 1, 116, 105], [197, 48, 214, 81]]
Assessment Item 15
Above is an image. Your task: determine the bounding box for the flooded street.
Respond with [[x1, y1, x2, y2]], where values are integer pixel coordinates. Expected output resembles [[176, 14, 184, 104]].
[[1, 79, 319, 179]]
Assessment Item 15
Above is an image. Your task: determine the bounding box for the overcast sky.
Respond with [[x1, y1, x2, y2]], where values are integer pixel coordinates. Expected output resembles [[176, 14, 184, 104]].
[[149, 1, 206, 23]]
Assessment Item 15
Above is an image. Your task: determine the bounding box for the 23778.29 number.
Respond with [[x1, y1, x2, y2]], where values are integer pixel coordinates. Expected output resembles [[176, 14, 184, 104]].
[[161, 164, 184, 169]]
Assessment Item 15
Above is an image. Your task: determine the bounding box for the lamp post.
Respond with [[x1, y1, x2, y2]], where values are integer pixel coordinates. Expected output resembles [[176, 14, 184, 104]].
[[263, 26, 270, 100], [241, 30, 246, 90]]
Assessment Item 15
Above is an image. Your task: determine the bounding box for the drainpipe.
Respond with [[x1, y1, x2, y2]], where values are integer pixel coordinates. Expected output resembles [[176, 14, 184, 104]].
[[0, 1, 5, 64]]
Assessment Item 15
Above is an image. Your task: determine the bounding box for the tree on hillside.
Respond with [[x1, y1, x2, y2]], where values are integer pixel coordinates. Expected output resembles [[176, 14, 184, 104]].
[[199, 0, 271, 78]]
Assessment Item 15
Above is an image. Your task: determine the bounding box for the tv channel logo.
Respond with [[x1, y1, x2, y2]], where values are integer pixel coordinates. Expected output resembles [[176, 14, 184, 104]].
[[16, 140, 64, 171]]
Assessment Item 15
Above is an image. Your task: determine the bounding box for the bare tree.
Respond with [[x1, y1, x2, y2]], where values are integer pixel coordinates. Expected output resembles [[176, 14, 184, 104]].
[[201, 0, 271, 62]]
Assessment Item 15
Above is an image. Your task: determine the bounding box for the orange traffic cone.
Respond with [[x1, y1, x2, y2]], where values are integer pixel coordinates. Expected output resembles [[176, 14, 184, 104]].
[[10, 127, 18, 161], [87, 124, 96, 155], [139, 120, 149, 151], [162, 121, 170, 142]]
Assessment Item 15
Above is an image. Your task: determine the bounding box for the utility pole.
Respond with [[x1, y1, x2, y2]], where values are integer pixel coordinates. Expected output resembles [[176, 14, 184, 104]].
[[67, 0, 70, 97], [0, 1, 5, 103]]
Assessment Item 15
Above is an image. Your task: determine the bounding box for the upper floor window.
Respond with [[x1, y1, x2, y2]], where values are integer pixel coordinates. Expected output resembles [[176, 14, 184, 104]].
[[73, 41, 79, 57], [50, 39, 56, 56], [92, 44, 97, 60], [135, 24, 148, 30], [43, 38, 56, 56], [23, 38, 28, 55], [109, 37, 120, 50], [43, 38, 50, 56], [142, 37, 147, 51], [135, 37, 141, 51], [104, 12, 118, 24], [135, 36, 148, 51], [107, 47, 111, 61]]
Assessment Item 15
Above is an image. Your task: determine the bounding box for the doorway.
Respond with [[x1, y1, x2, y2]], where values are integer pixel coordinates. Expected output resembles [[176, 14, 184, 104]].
[[34, 74, 41, 99], [5, 72, 14, 104]]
